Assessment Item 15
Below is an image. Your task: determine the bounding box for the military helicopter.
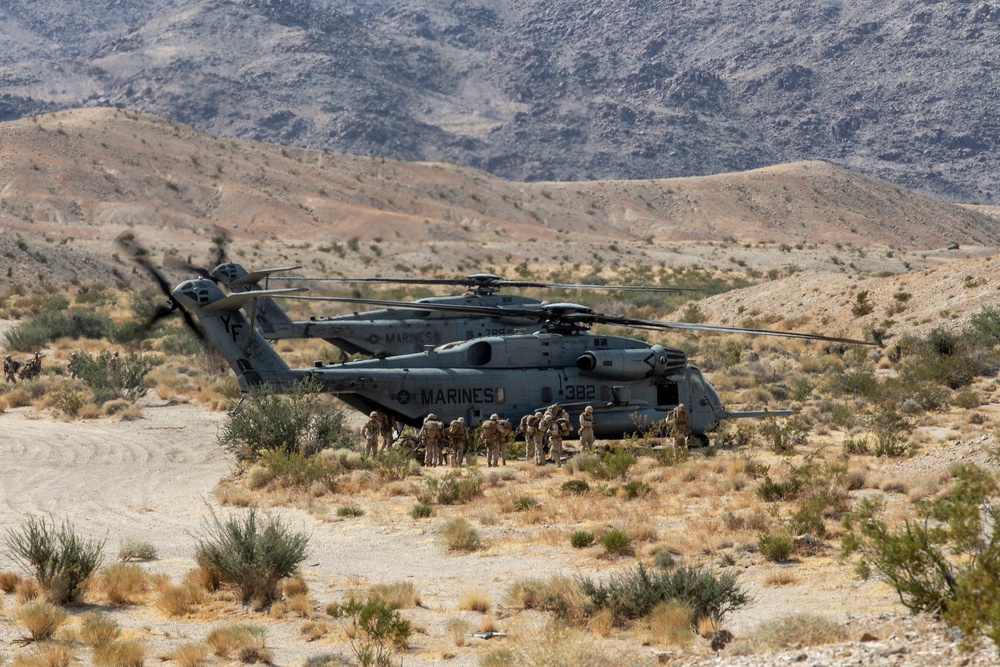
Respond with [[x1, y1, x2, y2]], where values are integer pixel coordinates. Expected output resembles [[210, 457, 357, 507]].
[[168, 275, 872, 443], [210, 262, 694, 358]]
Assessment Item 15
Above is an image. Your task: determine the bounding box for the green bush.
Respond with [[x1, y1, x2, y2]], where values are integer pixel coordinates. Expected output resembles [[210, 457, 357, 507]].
[[758, 532, 793, 562], [652, 549, 676, 570], [261, 449, 339, 490], [560, 479, 590, 495], [570, 531, 595, 549], [439, 518, 481, 552], [423, 471, 483, 505], [577, 563, 749, 627], [580, 447, 636, 480], [72, 351, 155, 403], [513, 496, 539, 511], [218, 379, 354, 463], [968, 306, 1000, 346], [327, 597, 412, 667], [621, 480, 652, 500], [337, 505, 365, 518], [598, 528, 633, 556], [842, 464, 1000, 649], [3, 308, 112, 351], [410, 503, 432, 519], [756, 475, 803, 502], [5, 516, 104, 603], [756, 416, 810, 454], [194, 508, 309, 605]]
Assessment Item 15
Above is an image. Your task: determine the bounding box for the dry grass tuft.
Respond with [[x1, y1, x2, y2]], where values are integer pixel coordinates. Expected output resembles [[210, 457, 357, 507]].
[[480, 621, 644, 667], [440, 517, 482, 552], [589, 607, 614, 637], [646, 601, 695, 647], [170, 642, 210, 667], [763, 571, 798, 587], [78, 611, 121, 648], [368, 580, 421, 609], [92, 639, 146, 667], [15, 577, 42, 604], [458, 588, 491, 613], [300, 621, 330, 642], [446, 617, 471, 647], [205, 623, 267, 659], [282, 574, 309, 597], [477, 615, 500, 634], [9, 641, 77, 667], [155, 582, 204, 617], [97, 563, 150, 605], [287, 593, 314, 618], [213, 483, 255, 507], [0, 569, 23, 593], [749, 612, 848, 650], [15, 601, 67, 642]]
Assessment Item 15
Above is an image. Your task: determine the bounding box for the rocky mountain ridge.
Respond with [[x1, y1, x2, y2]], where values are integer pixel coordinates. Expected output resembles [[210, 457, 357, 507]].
[[1, 0, 998, 203]]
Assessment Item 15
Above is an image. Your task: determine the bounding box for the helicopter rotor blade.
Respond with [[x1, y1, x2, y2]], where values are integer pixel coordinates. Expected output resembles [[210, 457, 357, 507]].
[[279, 294, 874, 346], [268, 274, 695, 293]]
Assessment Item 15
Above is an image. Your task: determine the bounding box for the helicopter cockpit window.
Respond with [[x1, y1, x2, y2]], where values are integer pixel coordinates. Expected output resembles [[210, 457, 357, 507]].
[[690, 376, 705, 395], [467, 341, 492, 366]]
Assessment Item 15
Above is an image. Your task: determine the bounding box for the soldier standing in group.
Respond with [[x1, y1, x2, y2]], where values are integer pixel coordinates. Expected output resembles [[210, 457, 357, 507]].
[[519, 412, 540, 462], [67, 352, 80, 378], [579, 405, 596, 451], [481, 414, 501, 467], [4, 355, 19, 383], [378, 411, 395, 452], [545, 414, 565, 465], [20, 352, 41, 380], [670, 403, 690, 448], [362, 411, 381, 457], [530, 412, 545, 464], [419, 413, 445, 466], [447, 418, 468, 468], [496, 415, 513, 466]]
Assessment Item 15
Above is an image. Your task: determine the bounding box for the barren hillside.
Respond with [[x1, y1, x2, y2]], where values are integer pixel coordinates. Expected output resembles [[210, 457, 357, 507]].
[[1, 109, 998, 303]]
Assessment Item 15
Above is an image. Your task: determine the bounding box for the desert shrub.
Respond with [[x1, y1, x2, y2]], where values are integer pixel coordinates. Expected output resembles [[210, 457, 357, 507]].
[[80, 611, 121, 647], [749, 612, 847, 650], [458, 588, 491, 612], [261, 449, 339, 489], [98, 562, 150, 605], [842, 464, 1000, 648], [5, 515, 104, 603], [3, 308, 112, 351], [561, 479, 590, 494], [71, 351, 155, 403], [968, 306, 1000, 346], [409, 503, 432, 519], [756, 415, 810, 454], [577, 563, 749, 627], [205, 624, 267, 658], [9, 642, 77, 667], [193, 508, 309, 605], [424, 470, 483, 505], [327, 597, 412, 667], [842, 435, 872, 456], [0, 570, 23, 592], [646, 601, 696, 647], [245, 464, 275, 490], [513, 496, 538, 511], [824, 367, 880, 400], [480, 621, 640, 667], [504, 576, 588, 623], [372, 446, 411, 481], [446, 616, 471, 646], [439, 518, 481, 552], [570, 531, 595, 549], [336, 505, 365, 518], [218, 378, 354, 463], [155, 582, 202, 617], [170, 643, 210, 667], [368, 581, 420, 609], [598, 528, 633, 557], [756, 475, 802, 502], [652, 549, 676, 570], [117, 538, 157, 562], [758, 532, 793, 562], [621, 480, 651, 500], [867, 407, 913, 457], [15, 600, 67, 641], [580, 447, 636, 480]]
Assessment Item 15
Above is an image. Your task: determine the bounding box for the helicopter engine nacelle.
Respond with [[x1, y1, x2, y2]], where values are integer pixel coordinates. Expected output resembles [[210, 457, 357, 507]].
[[576, 345, 687, 380]]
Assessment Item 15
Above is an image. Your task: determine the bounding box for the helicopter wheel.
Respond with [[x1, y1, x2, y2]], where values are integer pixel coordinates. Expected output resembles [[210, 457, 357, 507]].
[[688, 434, 709, 449]]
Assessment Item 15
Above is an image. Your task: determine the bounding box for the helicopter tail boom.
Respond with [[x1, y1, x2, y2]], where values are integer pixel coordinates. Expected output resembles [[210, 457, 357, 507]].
[[721, 409, 794, 420]]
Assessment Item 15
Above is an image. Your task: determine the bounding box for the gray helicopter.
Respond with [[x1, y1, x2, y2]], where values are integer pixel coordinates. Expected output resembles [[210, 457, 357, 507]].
[[210, 262, 691, 358], [169, 276, 871, 443]]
